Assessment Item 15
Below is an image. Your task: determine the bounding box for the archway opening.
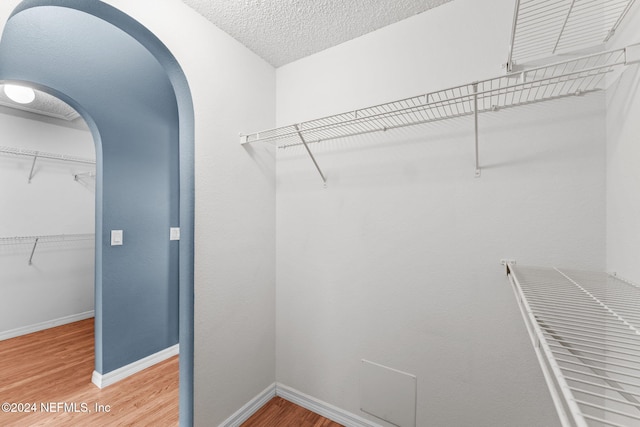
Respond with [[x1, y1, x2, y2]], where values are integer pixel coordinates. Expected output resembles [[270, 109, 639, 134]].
[[0, 2, 195, 425]]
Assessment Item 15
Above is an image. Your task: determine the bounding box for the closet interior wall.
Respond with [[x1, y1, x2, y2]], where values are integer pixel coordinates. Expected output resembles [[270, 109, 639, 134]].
[[606, 1, 640, 284], [275, 0, 610, 425], [0, 108, 95, 338]]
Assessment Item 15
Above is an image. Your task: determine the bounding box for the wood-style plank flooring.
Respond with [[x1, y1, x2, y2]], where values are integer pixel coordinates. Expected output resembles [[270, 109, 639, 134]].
[[241, 396, 343, 427], [0, 318, 178, 426]]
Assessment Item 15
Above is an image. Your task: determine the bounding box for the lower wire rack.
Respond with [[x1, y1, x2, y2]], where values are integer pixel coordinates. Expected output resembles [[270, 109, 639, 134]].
[[507, 265, 640, 427]]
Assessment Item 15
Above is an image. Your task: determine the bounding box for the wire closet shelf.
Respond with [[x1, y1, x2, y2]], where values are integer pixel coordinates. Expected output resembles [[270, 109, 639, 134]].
[[0, 145, 96, 183], [0, 234, 95, 265], [240, 45, 637, 183], [506, 264, 640, 427], [241, 46, 632, 148], [0, 146, 95, 165], [507, 0, 637, 70]]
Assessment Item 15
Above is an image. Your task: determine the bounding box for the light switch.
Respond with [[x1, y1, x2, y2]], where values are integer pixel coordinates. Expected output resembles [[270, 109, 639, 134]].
[[170, 227, 180, 241], [111, 230, 123, 246]]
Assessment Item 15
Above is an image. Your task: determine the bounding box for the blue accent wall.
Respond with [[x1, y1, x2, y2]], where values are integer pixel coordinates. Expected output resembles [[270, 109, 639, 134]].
[[0, 4, 195, 423]]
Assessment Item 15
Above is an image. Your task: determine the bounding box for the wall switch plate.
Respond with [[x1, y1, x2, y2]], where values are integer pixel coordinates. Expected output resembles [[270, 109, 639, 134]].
[[111, 230, 123, 246], [170, 227, 180, 241]]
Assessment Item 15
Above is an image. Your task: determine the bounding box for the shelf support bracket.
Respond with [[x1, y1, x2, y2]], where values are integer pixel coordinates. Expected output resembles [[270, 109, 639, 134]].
[[74, 171, 95, 181], [473, 83, 481, 177], [552, 0, 576, 54], [28, 237, 39, 266], [294, 125, 327, 187], [505, 0, 521, 73], [28, 152, 39, 184]]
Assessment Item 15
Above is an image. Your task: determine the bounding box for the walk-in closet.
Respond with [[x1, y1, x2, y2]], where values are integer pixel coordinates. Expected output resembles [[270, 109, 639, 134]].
[[0, 91, 95, 339], [0, 0, 639, 426]]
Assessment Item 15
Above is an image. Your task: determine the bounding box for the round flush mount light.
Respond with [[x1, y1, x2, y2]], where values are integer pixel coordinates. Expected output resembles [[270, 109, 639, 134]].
[[4, 84, 36, 104]]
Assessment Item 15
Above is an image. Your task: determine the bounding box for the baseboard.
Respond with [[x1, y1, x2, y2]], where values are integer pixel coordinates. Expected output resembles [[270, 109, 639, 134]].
[[92, 343, 179, 389], [276, 383, 381, 427], [218, 383, 277, 427], [0, 310, 95, 341]]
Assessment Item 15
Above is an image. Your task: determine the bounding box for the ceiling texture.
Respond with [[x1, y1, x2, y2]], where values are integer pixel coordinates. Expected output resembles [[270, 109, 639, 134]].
[[181, 0, 454, 67], [0, 0, 453, 121], [0, 84, 80, 121]]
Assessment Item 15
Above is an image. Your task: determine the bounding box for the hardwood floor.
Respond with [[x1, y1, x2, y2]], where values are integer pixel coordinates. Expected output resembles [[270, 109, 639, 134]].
[[241, 397, 343, 427], [0, 319, 178, 426]]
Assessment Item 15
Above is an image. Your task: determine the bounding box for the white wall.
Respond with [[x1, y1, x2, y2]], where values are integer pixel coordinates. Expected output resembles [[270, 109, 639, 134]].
[[98, 1, 276, 425], [605, 4, 640, 283], [275, 0, 606, 425], [0, 108, 95, 337]]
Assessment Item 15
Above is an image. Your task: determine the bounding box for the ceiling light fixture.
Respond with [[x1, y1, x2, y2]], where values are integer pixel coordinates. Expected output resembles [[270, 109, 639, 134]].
[[4, 84, 36, 104]]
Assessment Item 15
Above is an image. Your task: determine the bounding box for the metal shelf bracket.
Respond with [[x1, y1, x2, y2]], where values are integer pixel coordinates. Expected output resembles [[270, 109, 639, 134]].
[[294, 124, 327, 187], [28, 237, 39, 265], [28, 152, 38, 183], [0, 234, 95, 266], [74, 171, 95, 181], [473, 83, 481, 178]]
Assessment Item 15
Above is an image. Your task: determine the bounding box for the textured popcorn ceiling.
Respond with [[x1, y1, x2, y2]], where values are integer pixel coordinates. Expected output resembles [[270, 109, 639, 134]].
[[181, 0, 453, 67], [0, 85, 80, 121], [1, 1, 452, 119]]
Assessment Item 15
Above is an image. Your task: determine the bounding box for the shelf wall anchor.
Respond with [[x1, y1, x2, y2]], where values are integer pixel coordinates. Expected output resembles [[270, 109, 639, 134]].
[[294, 124, 327, 187]]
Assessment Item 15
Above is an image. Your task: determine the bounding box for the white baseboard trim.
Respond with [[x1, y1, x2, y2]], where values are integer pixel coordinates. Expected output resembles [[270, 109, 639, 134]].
[[0, 310, 95, 342], [92, 343, 179, 389], [218, 382, 277, 427], [276, 383, 381, 427]]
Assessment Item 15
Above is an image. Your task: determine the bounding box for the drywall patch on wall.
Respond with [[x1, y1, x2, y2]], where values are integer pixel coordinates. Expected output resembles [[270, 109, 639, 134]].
[[360, 360, 416, 427]]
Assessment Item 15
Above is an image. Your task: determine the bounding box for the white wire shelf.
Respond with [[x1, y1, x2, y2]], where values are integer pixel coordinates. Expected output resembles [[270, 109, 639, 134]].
[[0, 145, 95, 183], [0, 233, 95, 265], [507, 0, 638, 70], [240, 45, 638, 184], [506, 264, 640, 427]]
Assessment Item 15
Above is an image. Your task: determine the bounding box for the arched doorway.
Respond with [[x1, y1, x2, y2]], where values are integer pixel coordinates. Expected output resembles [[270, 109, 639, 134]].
[[0, 1, 195, 424]]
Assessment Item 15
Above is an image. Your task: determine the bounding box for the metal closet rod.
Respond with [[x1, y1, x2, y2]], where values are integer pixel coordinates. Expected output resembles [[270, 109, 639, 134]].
[[0, 233, 95, 266]]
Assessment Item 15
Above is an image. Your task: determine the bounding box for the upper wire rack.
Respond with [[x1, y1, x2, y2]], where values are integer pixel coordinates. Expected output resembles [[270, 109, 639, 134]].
[[508, 0, 637, 68], [241, 47, 628, 148]]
